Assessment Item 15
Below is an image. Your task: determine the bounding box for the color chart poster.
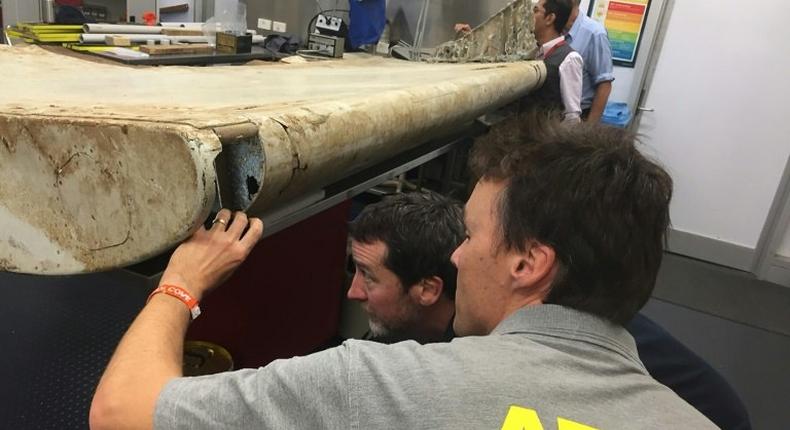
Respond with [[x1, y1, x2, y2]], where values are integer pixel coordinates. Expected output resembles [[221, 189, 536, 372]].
[[588, 0, 652, 67]]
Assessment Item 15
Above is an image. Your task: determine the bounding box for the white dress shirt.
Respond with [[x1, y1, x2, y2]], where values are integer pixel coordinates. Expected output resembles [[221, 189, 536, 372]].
[[538, 35, 583, 123]]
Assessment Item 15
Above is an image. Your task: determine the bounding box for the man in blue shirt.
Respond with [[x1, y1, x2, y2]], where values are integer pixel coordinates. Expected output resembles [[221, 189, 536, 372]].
[[565, 0, 615, 123], [348, 0, 387, 50]]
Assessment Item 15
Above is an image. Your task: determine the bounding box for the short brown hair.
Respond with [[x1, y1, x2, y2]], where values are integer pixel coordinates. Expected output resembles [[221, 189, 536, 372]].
[[543, 0, 574, 33], [349, 191, 464, 298], [469, 113, 672, 324]]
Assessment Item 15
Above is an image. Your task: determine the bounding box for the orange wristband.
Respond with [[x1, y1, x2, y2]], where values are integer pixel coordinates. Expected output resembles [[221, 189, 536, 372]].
[[147, 284, 201, 320]]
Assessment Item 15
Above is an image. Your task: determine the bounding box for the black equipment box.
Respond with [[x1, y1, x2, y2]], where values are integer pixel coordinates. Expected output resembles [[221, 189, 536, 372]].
[[216, 32, 253, 54]]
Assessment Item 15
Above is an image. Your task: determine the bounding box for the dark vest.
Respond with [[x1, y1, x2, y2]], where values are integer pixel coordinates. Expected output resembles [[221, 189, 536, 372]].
[[521, 41, 575, 113]]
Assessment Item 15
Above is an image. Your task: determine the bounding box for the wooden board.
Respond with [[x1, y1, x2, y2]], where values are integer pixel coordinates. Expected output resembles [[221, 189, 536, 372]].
[[140, 43, 213, 55], [105, 35, 131, 46], [160, 3, 190, 14], [0, 45, 545, 274]]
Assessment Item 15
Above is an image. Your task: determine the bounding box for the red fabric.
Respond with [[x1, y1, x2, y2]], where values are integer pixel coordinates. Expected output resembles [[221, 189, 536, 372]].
[[186, 201, 351, 369], [142, 11, 157, 26], [55, 0, 83, 7]]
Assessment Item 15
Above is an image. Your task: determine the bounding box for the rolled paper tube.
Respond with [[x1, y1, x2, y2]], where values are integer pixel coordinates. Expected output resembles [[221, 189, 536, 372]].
[[83, 23, 163, 34], [80, 34, 210, 44]]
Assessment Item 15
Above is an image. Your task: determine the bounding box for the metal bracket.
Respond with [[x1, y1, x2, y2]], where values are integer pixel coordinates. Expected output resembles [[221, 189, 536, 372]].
[[260, 129, 476, 238]]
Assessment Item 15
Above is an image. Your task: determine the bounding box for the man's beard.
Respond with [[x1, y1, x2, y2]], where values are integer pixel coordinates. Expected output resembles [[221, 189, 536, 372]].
[[366, 303, 421, 341], [367, 318, 391, 337]]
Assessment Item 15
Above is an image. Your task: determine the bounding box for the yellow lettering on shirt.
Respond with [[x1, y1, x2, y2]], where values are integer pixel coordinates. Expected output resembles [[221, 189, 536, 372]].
[[500, 406, 599, 430], [557, 417, 598, 430], [500, 406, 544, 430]]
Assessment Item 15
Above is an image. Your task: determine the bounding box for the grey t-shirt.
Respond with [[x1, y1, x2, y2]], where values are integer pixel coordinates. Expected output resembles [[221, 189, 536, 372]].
[[155, 305, 718, 429]]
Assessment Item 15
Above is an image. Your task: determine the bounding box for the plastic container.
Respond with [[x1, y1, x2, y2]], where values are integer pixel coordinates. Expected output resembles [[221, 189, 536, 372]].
[[601, 102, 632, 128]]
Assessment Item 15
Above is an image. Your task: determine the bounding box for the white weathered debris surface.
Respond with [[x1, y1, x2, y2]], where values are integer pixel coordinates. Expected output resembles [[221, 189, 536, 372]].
[[434, 0, 538, 63], [0, 45, 546, 274]]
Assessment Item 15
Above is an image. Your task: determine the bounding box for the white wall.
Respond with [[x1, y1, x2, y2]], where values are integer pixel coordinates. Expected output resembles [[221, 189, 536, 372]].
[[638, 0, 790, 251], [2, 0, 40, 25], [128, 0, 156, 24], [609, 66, 635, 104]]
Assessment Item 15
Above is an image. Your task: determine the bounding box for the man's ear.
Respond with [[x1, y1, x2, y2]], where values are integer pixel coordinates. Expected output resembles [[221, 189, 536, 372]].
[[510, 242, 556, 293], [409, 276, 444, 307], [546, 12, 557, 28]]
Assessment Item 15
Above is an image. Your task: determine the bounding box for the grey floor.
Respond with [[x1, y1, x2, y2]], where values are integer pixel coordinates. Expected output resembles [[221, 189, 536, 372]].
[[641, 299, 790, 429], [642, 253, 790, 429]]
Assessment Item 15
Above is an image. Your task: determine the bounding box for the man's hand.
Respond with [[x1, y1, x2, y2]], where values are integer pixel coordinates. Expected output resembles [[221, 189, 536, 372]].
[[90, 209, 263, 430], [454, 23, 472, 35], [159, 209, 264, 301], [586, 81, 612, 124]]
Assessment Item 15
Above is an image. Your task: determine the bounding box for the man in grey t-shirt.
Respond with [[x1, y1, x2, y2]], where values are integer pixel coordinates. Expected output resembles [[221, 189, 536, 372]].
[[90, 115, 717, 429]]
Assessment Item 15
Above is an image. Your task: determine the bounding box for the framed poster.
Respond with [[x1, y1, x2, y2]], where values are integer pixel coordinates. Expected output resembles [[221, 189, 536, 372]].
[[587, 0, 652, 67]]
